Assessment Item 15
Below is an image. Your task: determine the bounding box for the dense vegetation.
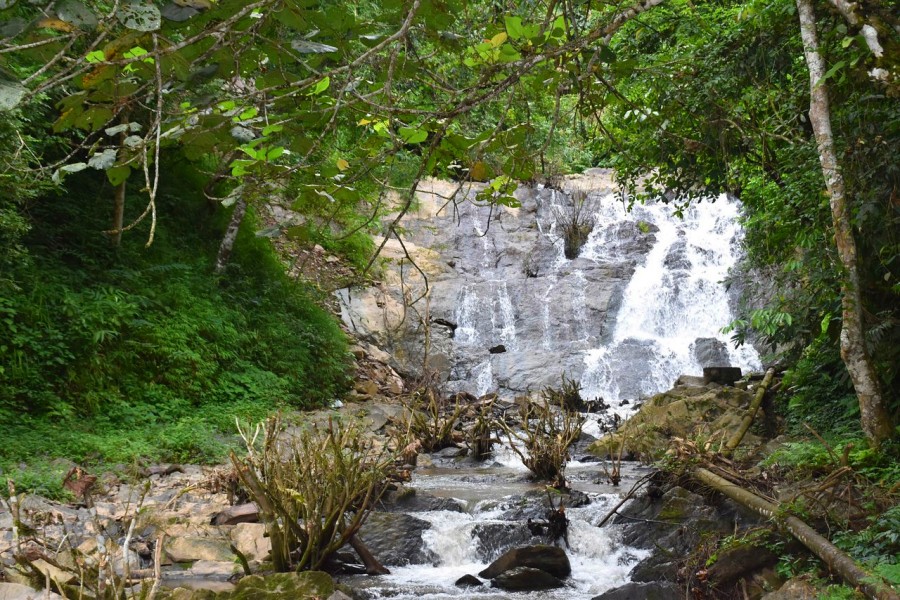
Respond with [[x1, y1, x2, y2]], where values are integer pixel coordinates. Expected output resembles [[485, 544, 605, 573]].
[[0, 0, 896, 489], [0, 156, 350, 495]]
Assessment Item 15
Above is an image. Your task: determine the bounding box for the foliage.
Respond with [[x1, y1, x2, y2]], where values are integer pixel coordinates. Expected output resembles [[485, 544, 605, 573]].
[[399, 384, 466, 454], [232, 416, 394, 572], [0, 166, 351, 495], [551, 189, 595, 260]]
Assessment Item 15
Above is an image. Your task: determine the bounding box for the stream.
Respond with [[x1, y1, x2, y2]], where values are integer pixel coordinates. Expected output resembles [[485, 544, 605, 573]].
[[343, 444, 652, 599]]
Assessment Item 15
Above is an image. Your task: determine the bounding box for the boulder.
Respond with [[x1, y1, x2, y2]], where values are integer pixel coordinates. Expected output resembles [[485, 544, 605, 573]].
[[592, 581, 681, 600], [210, 503, 259, 526], [471, 523, 532, 561], [692, 338, 731, 368], [165, 536, 234, 563], [478, 545, 571, 579], [707, 543, 778, 587], [358, 512, 435, 566], [490, 567, 565, 591], [703, 366, 742, 386], [230, 523, 270, 562]]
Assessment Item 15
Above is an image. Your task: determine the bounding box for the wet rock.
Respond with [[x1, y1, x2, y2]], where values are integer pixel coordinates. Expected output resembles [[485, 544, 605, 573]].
[[378, 487, 463, 513], [359, 513, 435, 566], [478, 545, 571, 579], [472, 523, 533, 561], [490, 566, 565, 591], [454, 574, 482, 587], [592, 581, 681, 600], [692, 338, 731, 368], [703, 366, 742, 386], [488, 344, 507, 354]]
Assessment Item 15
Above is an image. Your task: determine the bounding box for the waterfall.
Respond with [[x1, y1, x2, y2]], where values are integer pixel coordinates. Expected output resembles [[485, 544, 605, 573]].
[[579, 194, 761, 411]]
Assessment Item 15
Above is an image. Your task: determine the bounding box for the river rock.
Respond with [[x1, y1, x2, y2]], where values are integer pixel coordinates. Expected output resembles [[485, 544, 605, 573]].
[[358, 512, 435, 566], [707, 543, 778, 587], [703, 366, 742, 385], [490, 566, 565, 591], [378, 487, 463, 513], [592, 581, 681, 600], [471, 523, 533, 561], [210, 503, 259, 526], [165, 536, 234, 563], [478, 545, 571, 579], [454, 574, 482, 587], [692, 337, 731, 368]]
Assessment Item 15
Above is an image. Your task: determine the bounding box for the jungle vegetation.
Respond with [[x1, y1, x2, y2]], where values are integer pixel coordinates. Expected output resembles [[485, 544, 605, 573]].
[[0, 0, 897, 494]]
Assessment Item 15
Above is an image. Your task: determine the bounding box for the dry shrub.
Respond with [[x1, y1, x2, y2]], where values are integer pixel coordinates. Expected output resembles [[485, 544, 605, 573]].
[[231, 416, 394, 572], [499, 393, 585, 488]]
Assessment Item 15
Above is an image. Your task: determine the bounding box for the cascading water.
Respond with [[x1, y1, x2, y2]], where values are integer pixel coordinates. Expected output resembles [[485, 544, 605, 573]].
[[578, 194, 761, 412], [339, 173, 761, 409], [343, 457, 651, 599]]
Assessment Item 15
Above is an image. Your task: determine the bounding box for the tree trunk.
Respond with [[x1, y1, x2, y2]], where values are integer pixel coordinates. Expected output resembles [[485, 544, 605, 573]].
[[215, 198, 247, 274], [110, 180, 125, 247], [795, 0, 894, 446], [724, 368, 775, 456], [694, 467, 899, 600]]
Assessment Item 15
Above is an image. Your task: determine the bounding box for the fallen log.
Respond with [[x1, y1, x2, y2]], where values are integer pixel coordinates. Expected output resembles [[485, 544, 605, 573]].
[[693, 467, 899, 600], [723, 367, 775, 456]]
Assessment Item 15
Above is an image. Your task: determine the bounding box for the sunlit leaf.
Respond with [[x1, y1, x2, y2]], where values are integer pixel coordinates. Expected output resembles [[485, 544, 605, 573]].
[[88, 148, 118, 170]]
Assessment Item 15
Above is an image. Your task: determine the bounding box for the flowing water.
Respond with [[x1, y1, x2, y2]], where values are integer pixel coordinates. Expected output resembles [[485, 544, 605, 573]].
[[343, 453, 652, 599], [576, 193, 761, 410]]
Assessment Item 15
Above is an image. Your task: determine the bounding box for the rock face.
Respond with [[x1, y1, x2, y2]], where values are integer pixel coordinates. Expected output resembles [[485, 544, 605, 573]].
[[337, 174, 759, 405], [478, 545, 571, 579]]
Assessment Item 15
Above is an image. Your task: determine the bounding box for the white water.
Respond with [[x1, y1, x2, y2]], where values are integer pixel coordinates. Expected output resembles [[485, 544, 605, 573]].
[[574, 193, 761, 413], [343, 460, 650, 599]]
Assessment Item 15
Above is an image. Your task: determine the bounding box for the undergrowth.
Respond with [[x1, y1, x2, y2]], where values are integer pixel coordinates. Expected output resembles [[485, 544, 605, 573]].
[[0, 164, 352, 499]]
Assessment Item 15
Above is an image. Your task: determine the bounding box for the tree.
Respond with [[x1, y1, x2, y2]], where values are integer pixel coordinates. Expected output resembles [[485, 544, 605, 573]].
[[588, 0, 898, 444], [794, 0, 894, 445]]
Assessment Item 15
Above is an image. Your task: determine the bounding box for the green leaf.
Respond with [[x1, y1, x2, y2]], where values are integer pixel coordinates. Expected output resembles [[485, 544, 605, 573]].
[[399, 126, 427, 144], [309, 77, 330, 95], [117, 0, 161, 31], [291, 39, 338, 54], [505, 16, 524, 40], [57, 0, 98, 29], [88, 148, 118, 170], [106, 165, 131, 186], [266, 146, 285, 161], [85, 50, 106, 63]]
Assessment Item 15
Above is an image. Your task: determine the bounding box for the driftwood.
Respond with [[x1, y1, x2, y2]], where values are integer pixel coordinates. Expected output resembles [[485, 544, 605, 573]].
[[723, 367, 775, 456], [694, 467, 899, 600]]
